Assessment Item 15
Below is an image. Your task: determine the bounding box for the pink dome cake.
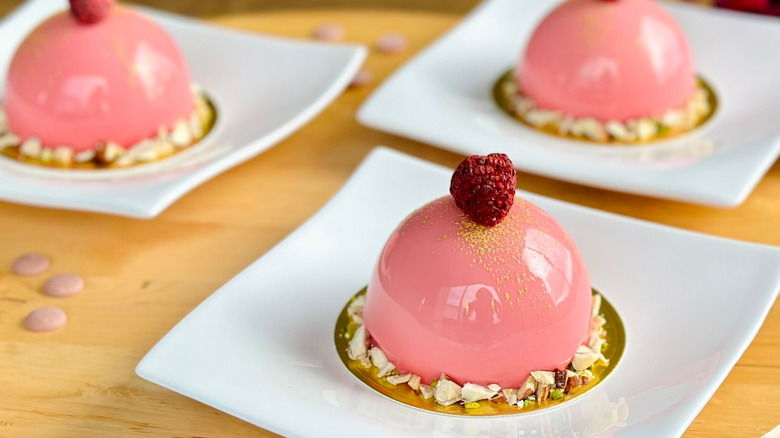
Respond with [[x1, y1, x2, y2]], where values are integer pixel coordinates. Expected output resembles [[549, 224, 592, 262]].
[[0, 0, 214, 168], [361, 154, 592, 389], [499, 0, 713, 143], [341, 154, 616, 410], [519, 0, 694, 121]]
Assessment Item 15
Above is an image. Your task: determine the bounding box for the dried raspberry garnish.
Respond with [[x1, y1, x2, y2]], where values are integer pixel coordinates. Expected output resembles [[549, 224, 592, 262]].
[[70, 0, 115, 24], [449, 153, 517, 227]]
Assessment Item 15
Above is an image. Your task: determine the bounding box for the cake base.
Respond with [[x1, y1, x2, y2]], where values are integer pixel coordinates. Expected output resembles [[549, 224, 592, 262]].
[[494, 70, 717, 145], [335, 287, 626, 417], [0, 84, 217, 169]]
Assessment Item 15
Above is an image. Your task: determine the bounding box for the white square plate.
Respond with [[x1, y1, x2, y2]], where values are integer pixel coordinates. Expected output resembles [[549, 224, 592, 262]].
[[137, 146, 780, 437], [0, 0, 366, 218], [358, 0, 780, 208]]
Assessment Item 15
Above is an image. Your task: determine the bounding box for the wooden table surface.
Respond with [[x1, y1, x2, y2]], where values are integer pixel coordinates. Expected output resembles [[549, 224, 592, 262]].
[[1, 6, 778, 438]]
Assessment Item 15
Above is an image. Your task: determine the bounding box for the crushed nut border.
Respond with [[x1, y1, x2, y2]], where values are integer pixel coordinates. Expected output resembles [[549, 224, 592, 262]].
[[0, 83, 216, 169], [494, 71, 716, 145], [335, 287, 625, 416]]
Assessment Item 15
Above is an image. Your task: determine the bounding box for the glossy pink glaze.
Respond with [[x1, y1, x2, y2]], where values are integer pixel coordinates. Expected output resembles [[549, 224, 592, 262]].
[[517, 0, 696, 121], [4, 7, 193, 151], [362, 196, 592, 387]]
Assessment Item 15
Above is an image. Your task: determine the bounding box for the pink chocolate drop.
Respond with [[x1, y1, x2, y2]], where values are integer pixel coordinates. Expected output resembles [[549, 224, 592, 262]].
[[312, 23, 345, 42], [376, 32, 408, 54], [350, 69, 373, 87], [43, 273, 85, 297], [24, 306, 67, 332], [12, 253, 51, 276]]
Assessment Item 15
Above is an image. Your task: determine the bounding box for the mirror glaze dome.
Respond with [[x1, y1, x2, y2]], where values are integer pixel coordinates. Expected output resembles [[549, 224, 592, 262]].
[[4, 8, 193, 151], [517, 0, 695, 122], [363, 196, 592, 387]]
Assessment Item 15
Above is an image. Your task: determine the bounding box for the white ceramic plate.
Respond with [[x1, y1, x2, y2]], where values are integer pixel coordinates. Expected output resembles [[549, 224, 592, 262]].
[[358, 0, 780, 208], [0, 0, 366, 218], [137, 146, 780, 437]]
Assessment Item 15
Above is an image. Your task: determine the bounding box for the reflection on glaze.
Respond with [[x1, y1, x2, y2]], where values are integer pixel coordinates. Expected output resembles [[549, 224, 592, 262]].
[[517, 0, 695, 121], [61, 76, 111, 113], [639, 15, 686, 86], [4, 7, 193, 151], [362, 196, 592, 387]]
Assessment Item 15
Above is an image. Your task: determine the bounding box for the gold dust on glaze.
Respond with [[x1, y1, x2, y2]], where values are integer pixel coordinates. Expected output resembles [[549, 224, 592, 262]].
[[582, 10, 610, 48], [453, 201, 530, 302], [20, 22, 50, 61], [419, 197, 546, 313], [335, 288, 626, 416]]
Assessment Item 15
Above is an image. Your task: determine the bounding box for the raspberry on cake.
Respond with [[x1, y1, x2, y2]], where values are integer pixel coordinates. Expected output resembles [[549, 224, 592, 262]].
[[450, 153, 516, 227], [69, 0, 114, 24]]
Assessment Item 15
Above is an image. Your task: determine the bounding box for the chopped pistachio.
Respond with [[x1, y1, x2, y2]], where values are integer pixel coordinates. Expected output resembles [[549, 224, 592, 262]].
[[551, 389, 564, 400]]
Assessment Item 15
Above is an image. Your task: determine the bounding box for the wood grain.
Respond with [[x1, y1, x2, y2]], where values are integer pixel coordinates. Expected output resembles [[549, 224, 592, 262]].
[[0, 6, 777, 438]]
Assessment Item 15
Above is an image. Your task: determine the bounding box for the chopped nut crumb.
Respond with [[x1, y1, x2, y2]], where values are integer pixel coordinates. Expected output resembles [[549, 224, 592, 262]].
[[343, 292, 610, 410], [0, 84, 211, 169], [536, 385, 550, 402], [500, 75, 711, 144], [554, 369, 567, 389], [565, 374, 582, 393], [386, 373, 411, 385], [433, 379, 462, 406], [407, 374, 421, 391]]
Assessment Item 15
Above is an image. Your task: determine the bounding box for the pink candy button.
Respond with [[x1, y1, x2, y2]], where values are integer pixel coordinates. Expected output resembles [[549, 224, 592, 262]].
[[43, 273, 85, 297], [312, 23, 345, 42], [12, 253, 51, 276], [24, 306, 67, 332], [350, 69, 373, 87], [376, 32, 408, 54]]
